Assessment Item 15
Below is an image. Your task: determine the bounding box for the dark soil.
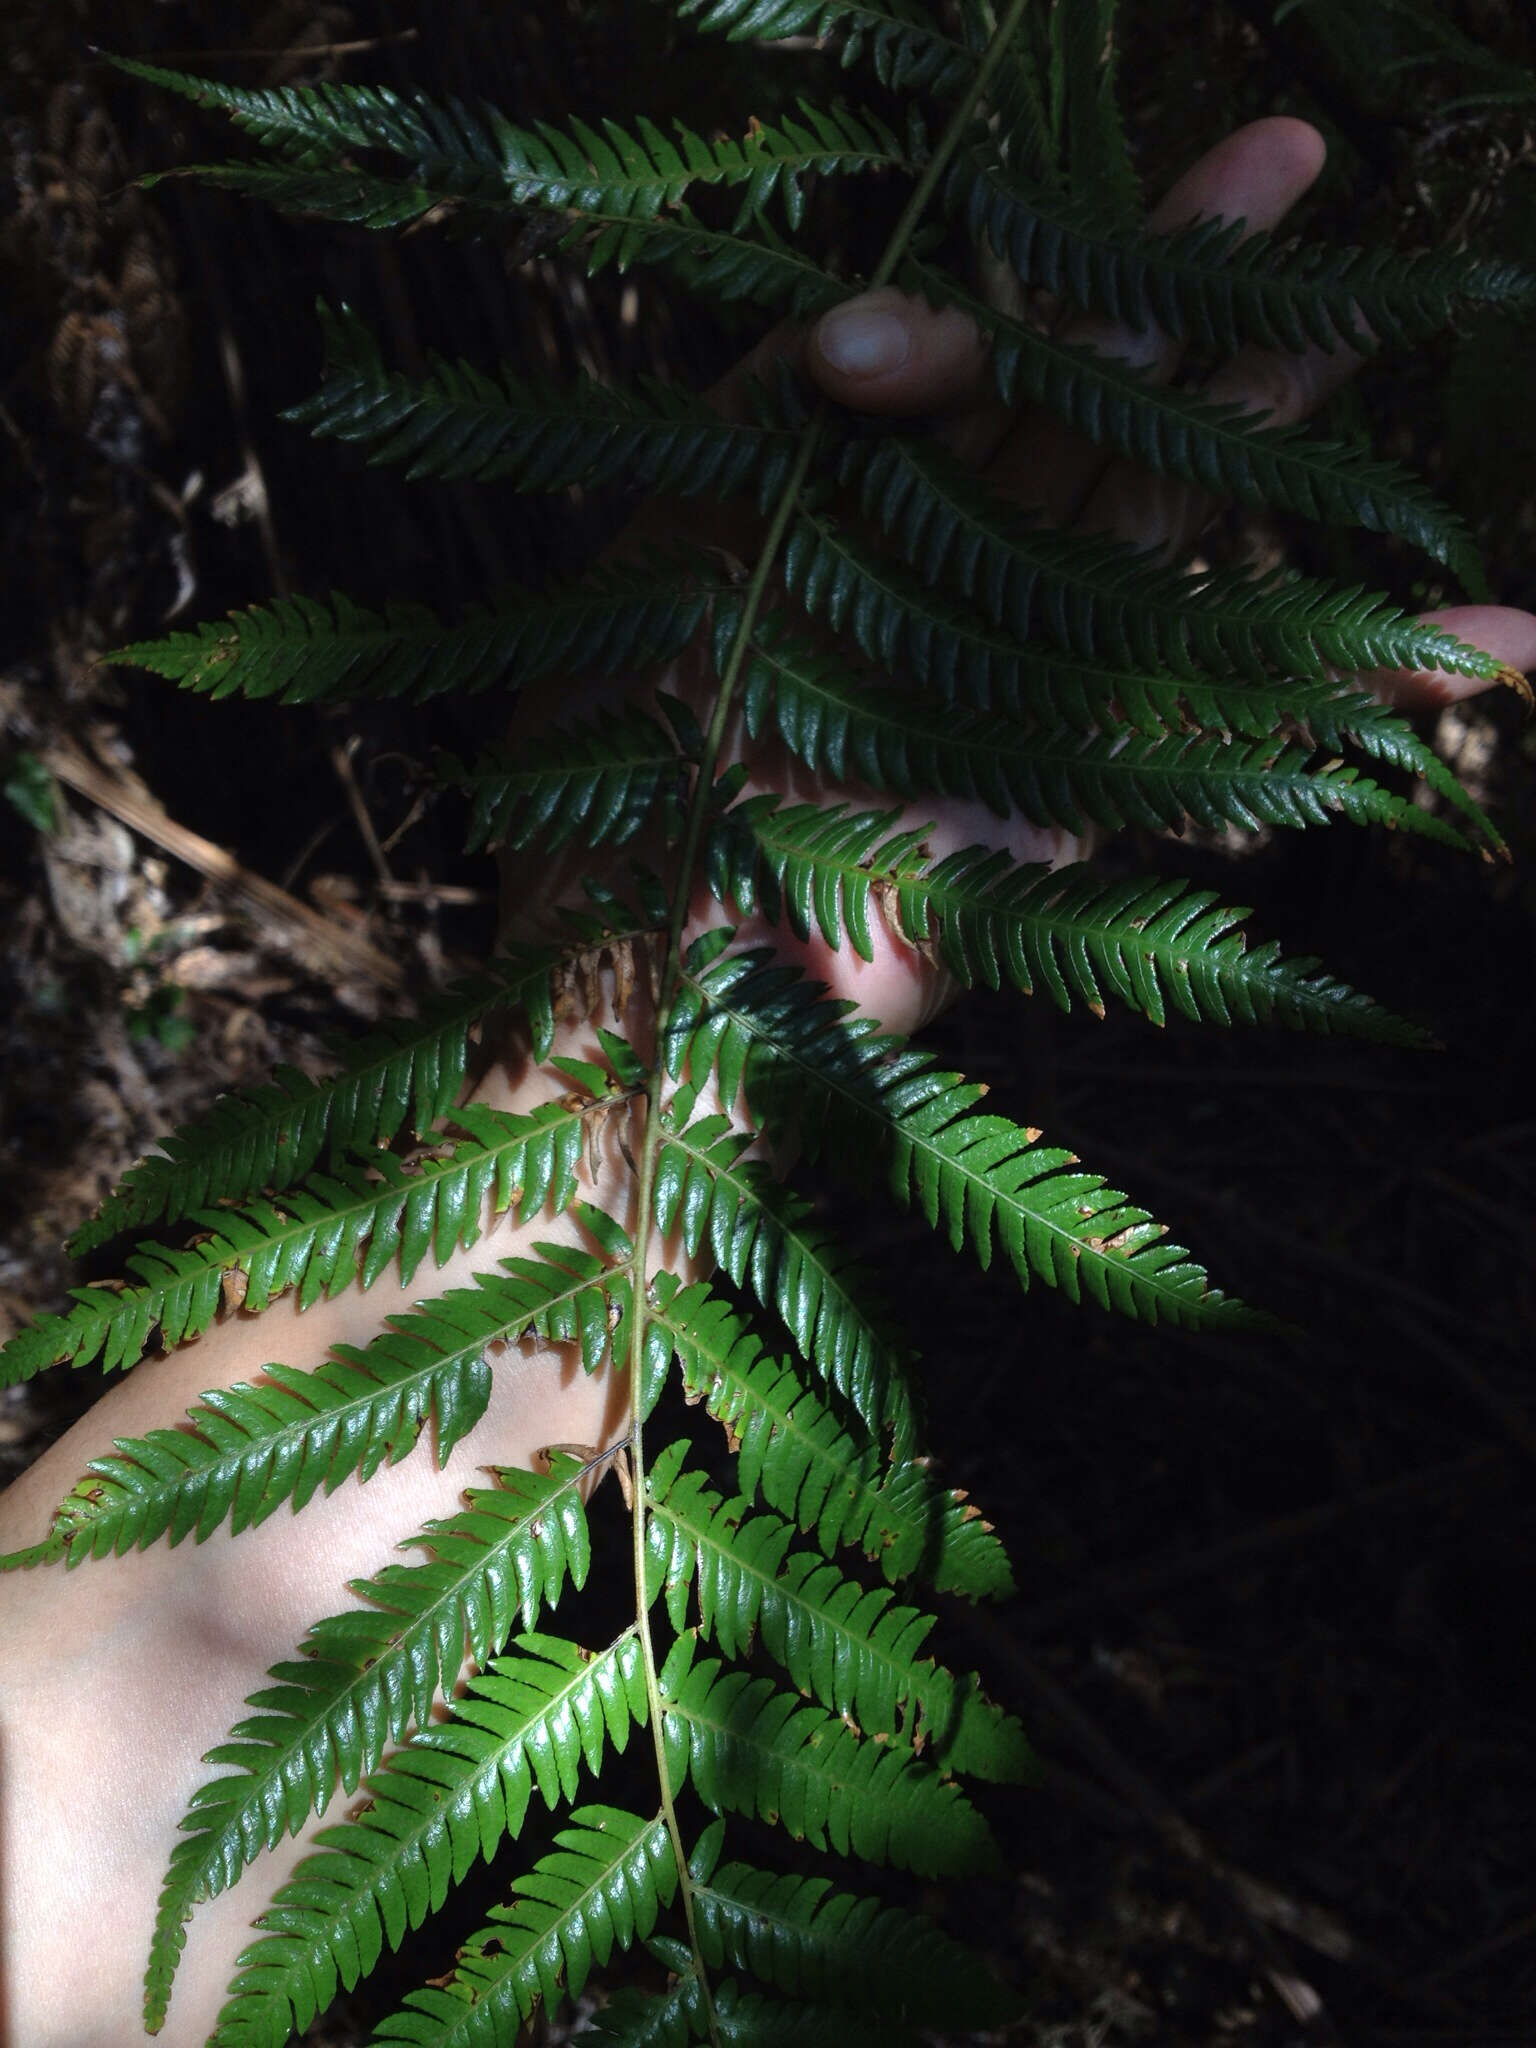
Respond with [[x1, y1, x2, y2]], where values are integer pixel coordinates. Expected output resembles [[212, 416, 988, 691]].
[[3, 4, 1534, 2044]]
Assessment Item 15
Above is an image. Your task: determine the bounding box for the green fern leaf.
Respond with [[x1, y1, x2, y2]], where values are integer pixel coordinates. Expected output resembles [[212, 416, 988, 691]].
[[670, 944, 1259, 1329], [588, 1969, 894, 2048], [648, 1274, 1013, 1600], [207, 1642, 649, 2047], [817, 435, 1506, 682], [1051, 0, 1141, 219], [706, 795, 1438, 1042], [287, 303, 802, 499], [445, 702, 693, 855], [678, 0, 976, 95], [949, 144, 1536, 354], [64, 949, 564, 1256], [122, 55, 908, 231], [655, 1111, 918, 1451], [107, 548, 732, 708], [18, 1238, 628, 1567], [693, 1849, 1018, 2026], [143, 1458, 592, 2031], [647, 1443, 1031, 1778], [594, 205, 855, 316], [371, 1806, 676, 2046], [3, 1098, 601, 1390], [659, 1636, 999, 1878], [740, 611, 1498, 853], [738, 615, 1496, 853], [902, 258, 1487, 591]]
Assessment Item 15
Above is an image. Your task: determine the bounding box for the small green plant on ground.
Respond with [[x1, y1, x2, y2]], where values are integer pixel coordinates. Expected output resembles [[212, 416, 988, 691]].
[[4, 2, 1532, 2043]]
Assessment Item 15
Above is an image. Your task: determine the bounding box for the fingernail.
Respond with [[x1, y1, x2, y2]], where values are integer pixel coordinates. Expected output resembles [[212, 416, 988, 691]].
[[816, 304, 911, 378]]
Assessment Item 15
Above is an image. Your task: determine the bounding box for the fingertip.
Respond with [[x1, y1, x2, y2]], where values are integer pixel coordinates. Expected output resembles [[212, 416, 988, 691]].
[[809, 288, 991, 413], [1149, 114, 1327, 235]]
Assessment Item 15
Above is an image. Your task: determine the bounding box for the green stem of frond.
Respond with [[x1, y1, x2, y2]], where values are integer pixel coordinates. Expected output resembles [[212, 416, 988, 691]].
[[621, 5, 1037, 2031], [629, 1394, 722, 2048]]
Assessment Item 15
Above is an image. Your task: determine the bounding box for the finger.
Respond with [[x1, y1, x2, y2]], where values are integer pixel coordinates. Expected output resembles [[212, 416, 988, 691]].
[[991, 117, 1329, 527], [1377, 606, 1536, 710]]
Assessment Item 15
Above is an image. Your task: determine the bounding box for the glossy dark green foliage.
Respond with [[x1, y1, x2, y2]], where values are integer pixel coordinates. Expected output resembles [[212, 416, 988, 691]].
[[6, 3, 1520, 2041]]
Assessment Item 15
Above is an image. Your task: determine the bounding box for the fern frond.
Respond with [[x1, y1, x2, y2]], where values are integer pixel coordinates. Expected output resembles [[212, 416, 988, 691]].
[[126, 52, 909, 231], [647, 1443, 1031, 1778], [208, 1641, 649, 2048], [744, 610, 1499, 851], [706, 797, 1433, 1042], [19, 1237, 627, 1567], [678, 0, 976, 95], [692, 1846, 1018, 2026], [65, 949, 562, 1256], [4, 1098, 601, 1390], [738, 614, 1499, 852], [949, 146, 1536, 354], [655, 1111, 918, 1452], [598, 206, 856, 316], [371, 1807, 676, 2046], [107, 548, 733, 708], [648, 1274, 1013, 1600], [445, 702, 694, 855], [903, 259, 1487, 591], [1051, 0, 1141, 219], [287, 303, 802, 500], [588, 1969, 893, 2048], [819, 436, 1505, 682], [670, 944, 1259, 1329], [659, 1637, 998, 1878], [143, 1458, 592, 2031]]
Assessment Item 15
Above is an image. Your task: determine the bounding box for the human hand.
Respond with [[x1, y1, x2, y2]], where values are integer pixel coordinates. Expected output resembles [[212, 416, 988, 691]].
[[4, 115, 1531, 2048]]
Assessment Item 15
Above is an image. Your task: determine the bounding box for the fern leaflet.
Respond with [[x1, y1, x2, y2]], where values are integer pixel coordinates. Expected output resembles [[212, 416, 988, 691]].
[[208, 1641, 650, 2047], [670, 942, 1260, 1328], [144, 1457, 593, 2029], [659, 1635, 998, 1877], [12, 1237, 627, 1568], [371, 1807, 677, 2046], [647, 1442, 1032, 1778]]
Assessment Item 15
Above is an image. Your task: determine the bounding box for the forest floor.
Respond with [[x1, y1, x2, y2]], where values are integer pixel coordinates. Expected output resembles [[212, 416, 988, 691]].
[[3, 6, 1535, 2045]]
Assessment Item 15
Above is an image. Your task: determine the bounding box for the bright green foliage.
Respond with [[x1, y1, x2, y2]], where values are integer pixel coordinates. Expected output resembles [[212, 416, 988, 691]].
[[65, 948, 564, 1254], [649, 1274, 1014, 1598], [826, 435, 1503, 681], [659, 1636, 998, 1876], [1, 1097, 602, 1388], [736, 617, 1499, 851], [12, 3, 1518, 2040], [10, 1236, 628, 1568], [669, 944, 1260, 1327], [208, 1639, 650, 2046], [654, 1111, 918, 1449], [704, 799, 1433, 1040], [646, 1442, 1031, 1776], [108, 549, 734, 707], [371, 1807, 677, 2045], [142, 1458, 593, 2030]]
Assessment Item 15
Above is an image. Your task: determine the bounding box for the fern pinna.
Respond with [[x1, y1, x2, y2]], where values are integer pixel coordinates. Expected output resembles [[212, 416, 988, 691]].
[[4, 2, 1529, 2043]]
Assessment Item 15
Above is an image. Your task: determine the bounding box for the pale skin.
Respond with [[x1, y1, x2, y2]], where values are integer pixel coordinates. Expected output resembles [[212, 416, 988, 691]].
[[3, 119, 1533, 2048]]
